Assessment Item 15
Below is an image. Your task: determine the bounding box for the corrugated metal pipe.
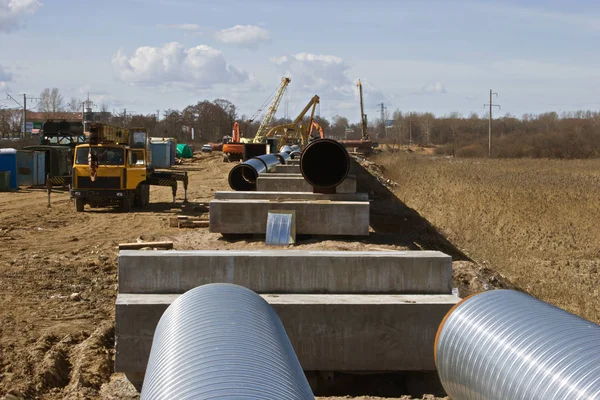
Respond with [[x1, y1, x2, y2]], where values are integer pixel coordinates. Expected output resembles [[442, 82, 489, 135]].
[[435, 289, 600, 400], [141, 283, 314, 400], [228, 153, 284, 191], [300, 138, 350, 189]]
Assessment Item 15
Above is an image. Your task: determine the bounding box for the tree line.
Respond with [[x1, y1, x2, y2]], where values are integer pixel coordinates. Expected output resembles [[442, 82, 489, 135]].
[[3, 87, 600, 158]]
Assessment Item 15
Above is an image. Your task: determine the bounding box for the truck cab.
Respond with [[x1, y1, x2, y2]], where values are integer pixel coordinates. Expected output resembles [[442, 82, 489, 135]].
[[71, 141, 150, 212]]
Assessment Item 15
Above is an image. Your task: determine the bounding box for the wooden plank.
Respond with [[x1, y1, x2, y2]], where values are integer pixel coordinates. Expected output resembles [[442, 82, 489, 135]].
[[119, 241, 174, 250], [178, 220, 210, 228]]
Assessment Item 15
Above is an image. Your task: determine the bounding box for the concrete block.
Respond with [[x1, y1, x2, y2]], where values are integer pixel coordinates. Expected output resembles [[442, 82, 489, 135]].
[[115, 293, 459, 376], [209, 199, 369, 235], [256, 174, 356, 193], [213, 191, 369, 202], [274, 164, 300, 174], [118, 250, 453, 294]]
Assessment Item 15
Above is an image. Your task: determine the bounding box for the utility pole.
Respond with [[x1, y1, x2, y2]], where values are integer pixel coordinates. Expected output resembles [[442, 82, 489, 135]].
[[408, 112, 412, 147], [6, 93, 39, 137], [484, 89, 500, 157], [376, 102, 386, 138]]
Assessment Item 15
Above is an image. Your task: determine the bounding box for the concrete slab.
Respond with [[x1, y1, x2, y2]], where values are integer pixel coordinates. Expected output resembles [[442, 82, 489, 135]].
[[209, 199, 369, 235], [256, 174, 356, 193], [118, 250, 452, 294], [115, 293, 459, 378], [213, 191, 369, 201], [274, 164, 300, 174]]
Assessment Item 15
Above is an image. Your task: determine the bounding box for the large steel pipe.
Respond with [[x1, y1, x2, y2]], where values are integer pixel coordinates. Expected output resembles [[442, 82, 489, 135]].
[[228, 158, 267, 191], [255, 153, 282, 172], [435, 289, 600, 400], [275, 151, 291, 164], [300, 138, 350, 189], [280, 145, 293, 154], [141, 283, 314, 400]]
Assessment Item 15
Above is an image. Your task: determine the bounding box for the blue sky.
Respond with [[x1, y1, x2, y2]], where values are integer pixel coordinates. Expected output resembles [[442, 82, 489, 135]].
[[1, 0, 600, 123]]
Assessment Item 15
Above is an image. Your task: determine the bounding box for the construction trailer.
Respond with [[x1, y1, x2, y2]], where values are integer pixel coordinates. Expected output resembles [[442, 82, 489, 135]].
[[71, 123, 188, 212]]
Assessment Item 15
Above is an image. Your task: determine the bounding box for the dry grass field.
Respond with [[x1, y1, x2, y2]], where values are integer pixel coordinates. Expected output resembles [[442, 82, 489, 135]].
[[375, 152, 600, 323]]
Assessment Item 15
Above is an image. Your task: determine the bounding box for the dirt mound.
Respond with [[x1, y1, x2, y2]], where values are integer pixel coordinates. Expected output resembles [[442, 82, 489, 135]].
[[1, 323, 114, 400]]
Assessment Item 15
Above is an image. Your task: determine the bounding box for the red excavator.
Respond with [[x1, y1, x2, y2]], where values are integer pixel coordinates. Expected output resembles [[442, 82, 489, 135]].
[[222, 122, 244, 162]]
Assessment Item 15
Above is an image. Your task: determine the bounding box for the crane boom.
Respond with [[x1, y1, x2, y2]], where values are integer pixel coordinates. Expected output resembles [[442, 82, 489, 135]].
[[253, 77, 291, 143], [358, 79, 370, 141]]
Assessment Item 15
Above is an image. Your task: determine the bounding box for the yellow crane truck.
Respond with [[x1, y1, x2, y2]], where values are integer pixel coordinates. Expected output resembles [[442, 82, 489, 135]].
[[71, 123, 188, 212]]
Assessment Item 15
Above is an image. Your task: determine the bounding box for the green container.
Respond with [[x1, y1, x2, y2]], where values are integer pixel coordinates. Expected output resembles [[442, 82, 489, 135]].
[[0, 171, 10, 192]]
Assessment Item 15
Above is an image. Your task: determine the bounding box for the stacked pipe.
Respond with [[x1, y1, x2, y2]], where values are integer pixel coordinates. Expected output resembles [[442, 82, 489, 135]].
[[289, 145, 302, 159], [228, 152, 290, 191], [140, 283, 314, 400], [299, 138, 350, 190], [435, 289, 600, 400]]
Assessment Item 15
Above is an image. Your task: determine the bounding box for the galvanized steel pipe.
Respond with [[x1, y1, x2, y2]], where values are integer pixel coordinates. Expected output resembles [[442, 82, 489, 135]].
[[141, 283, 314, 400], [435, 289, 600, 400], [300, 138, 350, 189]]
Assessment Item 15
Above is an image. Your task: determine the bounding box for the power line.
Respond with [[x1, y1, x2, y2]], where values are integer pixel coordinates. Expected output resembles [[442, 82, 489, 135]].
[[484, 89, 501, 157], [7, 93, 40, 135]]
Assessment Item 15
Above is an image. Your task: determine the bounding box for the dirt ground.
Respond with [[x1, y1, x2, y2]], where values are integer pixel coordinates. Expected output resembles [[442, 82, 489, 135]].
[[0, 152, 504, 399]]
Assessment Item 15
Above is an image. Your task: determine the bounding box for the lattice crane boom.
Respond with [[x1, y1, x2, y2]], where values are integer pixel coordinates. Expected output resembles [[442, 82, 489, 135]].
[[253, 77, 291, 143]]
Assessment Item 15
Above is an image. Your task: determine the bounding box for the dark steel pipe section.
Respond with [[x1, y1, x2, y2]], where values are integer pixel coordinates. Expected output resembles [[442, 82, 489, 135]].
[[290, 145, 302, 153], [228, 158, 267, 191], [435, 289, 600, 400], [275, 151, 291, 164], [300, 138, 350, 189], [228, 153, 287, 191], [141, 283, 314, 400], [280, 145, 293, 154]]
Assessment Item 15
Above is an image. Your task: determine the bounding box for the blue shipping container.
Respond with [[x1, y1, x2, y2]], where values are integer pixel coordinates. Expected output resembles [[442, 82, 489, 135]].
[[17, 150, 46, 186], [150, 142, 171, 169], [0, 148, 18, 190]]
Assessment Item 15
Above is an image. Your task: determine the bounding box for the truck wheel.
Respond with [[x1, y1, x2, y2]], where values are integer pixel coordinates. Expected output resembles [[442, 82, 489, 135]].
[[75, 198, 85, 212], [120, 197, 132, 212], [143, 184, 150, 207]]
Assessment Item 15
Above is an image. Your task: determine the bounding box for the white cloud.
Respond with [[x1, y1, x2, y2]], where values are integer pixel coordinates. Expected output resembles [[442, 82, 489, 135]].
[[112, 42, 249, 89], [270, 52, 385, 119], [0, 0, 41, 33], [157, 23, 200, 31], [422, 81, 446, 94], [214, 25, 270, 48], [0, 65, 12, 90]]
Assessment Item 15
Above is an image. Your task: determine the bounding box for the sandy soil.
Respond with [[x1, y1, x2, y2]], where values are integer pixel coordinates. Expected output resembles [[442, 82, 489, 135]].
[[0, 152, 502, 399]]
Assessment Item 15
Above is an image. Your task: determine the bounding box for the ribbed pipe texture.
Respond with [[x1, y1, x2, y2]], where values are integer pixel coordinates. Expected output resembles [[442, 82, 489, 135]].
[[141, 283, 314, 400], [435, 289, 600, 400]]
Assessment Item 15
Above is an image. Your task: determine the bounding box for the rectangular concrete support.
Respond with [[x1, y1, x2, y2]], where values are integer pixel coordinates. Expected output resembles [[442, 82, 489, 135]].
[[118, 250, 453, 294], [209, 199, 369, 235], [214, 191, 369, 201], [274, 164, 300, 173], [256, 174, 356, 193], [115, 293, 459, 376]]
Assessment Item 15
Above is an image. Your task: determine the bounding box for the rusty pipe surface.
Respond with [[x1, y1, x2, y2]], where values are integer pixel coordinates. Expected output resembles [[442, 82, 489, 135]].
[[435, 289, 600, 400], [141, 283, 314, 400], [300, 138, 350, 189]]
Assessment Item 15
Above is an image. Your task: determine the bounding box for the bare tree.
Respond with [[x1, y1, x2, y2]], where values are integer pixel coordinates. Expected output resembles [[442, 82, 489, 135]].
[[67, 97, 83, 112], [38, 88, 64, 113]]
